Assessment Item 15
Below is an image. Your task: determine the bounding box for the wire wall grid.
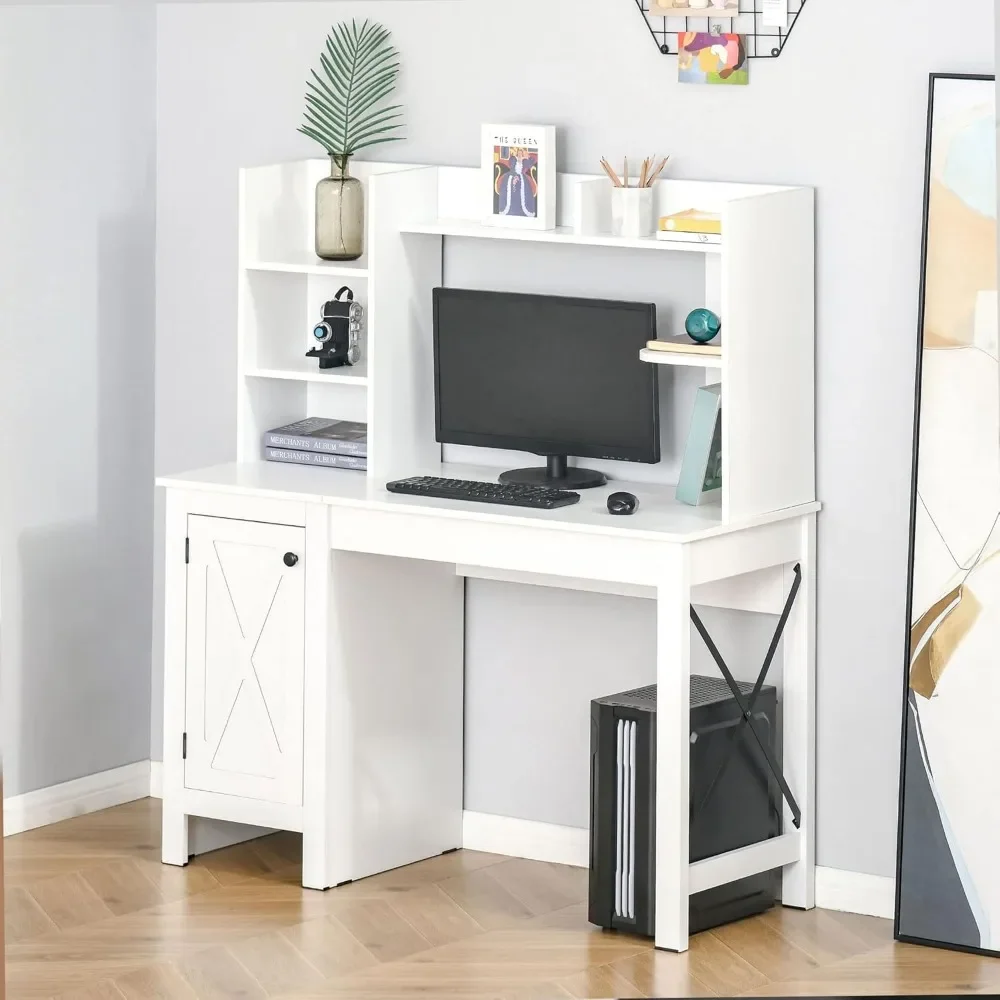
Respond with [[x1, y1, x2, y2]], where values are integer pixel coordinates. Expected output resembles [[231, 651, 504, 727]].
[[633, 0, 807, 58]]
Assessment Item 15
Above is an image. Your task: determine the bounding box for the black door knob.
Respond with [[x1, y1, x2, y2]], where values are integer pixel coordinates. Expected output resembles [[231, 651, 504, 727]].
[[283, 552, 299, 567]]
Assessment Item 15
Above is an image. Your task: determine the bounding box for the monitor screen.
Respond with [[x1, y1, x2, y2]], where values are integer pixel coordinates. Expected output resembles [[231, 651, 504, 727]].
[[433, 288, 660, 464]]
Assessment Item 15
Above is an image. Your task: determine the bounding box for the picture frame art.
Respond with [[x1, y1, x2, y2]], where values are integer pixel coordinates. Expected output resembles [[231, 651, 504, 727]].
[[896, 73, 998, 956], [676, 383, 722, 506], [482, 124, 557, 231], [678, 31, 748, 85]]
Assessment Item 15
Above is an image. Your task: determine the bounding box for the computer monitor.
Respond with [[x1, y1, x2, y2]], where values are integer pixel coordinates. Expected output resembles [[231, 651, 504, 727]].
[[433, 288, 660, 489]]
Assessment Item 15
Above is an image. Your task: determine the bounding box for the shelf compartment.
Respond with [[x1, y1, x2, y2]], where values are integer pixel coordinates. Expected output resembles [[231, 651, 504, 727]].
[[239, 377, 369, 464], [401, 219, 722, 255], [243, 269, 369, 378]]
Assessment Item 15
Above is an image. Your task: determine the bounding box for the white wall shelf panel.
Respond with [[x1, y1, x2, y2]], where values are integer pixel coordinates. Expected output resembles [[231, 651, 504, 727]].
[[246, 361, 369, 386], [246, 256, 370, 278], [639, 348, 725, 370], [401, 219, 721, 255]]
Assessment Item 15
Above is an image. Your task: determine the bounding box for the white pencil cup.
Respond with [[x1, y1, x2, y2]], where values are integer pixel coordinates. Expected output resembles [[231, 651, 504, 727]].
[[611, 186, 655, 239]]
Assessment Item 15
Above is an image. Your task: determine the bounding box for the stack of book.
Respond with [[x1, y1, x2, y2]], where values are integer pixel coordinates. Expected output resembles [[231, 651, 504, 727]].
[[262, 418, 367, 471], [656, 209, 722, 245]]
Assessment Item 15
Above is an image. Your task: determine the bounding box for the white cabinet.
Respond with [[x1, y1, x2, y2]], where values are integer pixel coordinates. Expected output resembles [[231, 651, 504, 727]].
[[183, 515, 305, 806]]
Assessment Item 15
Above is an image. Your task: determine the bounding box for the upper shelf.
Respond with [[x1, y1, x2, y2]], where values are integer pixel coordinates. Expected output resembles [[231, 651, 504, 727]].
[[640, 347, 724, 369], [245, 357, 369, 386], [245, 252, 369, 278], [400, 219, 722, 255]]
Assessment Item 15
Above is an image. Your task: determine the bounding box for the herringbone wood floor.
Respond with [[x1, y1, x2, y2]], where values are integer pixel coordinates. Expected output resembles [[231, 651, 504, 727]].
[[3, 799, 999, 999]]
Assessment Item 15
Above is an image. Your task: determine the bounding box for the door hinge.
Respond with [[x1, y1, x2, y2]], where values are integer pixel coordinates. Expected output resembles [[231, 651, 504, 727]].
[[184, 537, 190, 564], [182, 732, 187, 760]]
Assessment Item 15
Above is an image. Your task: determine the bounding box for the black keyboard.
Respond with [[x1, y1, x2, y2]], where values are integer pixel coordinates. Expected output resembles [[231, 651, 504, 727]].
[[386, 476, 581, 510]]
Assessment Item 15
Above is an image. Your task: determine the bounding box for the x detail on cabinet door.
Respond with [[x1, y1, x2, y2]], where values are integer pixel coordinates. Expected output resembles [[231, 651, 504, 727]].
[[183, 516, 305, 805]]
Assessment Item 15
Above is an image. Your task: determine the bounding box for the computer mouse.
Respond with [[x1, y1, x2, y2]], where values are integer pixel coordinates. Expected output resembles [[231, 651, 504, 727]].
[[607, 492, 639, 516]]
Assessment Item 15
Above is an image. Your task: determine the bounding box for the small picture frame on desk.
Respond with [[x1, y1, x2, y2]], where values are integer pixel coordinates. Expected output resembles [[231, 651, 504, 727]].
[[676, 383, 723, 506], [482, 124, 557, 231]]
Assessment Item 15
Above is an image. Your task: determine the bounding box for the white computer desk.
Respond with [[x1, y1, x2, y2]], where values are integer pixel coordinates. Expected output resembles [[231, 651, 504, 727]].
[[158, 460, 817, 953]]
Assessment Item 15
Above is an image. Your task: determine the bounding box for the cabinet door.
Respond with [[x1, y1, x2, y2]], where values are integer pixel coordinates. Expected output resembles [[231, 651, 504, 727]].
[[184, 515, 305, 805]]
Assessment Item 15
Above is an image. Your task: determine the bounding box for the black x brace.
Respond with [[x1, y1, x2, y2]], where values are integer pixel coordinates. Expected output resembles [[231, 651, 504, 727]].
[[689, 564, 803, 830]]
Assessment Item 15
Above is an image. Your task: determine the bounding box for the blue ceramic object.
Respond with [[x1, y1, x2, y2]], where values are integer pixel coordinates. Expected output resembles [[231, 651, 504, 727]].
[[685, 308, 722, 344]]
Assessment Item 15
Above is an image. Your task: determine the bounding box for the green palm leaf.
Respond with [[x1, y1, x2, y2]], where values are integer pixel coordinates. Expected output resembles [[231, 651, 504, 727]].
[[299, 19, 404, 160]]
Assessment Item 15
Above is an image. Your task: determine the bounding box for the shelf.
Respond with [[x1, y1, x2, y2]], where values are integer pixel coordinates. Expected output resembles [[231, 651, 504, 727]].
[[401, 219, 722, 255], [640, 347, 724, 369], [245, 253, 369, 278], [245, 358, 369, 386]]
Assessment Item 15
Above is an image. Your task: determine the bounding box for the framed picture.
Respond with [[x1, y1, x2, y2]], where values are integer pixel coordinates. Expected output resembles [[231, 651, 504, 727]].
[[650, 0, 739, 16], [896, 73, 997, 955], [678, 31, 748, 85], [482, 124, 556, 231]]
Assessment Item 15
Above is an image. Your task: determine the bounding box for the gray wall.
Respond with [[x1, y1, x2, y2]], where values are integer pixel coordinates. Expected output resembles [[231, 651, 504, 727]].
[[153, 0, 994, 877], [0, 3, 157, 797]]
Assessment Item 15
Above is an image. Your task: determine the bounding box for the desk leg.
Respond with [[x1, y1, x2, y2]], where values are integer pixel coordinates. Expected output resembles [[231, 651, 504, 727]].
[[162, 489, 189, 866], [655, 553, 692, 952], [302, 504, 349, 891], [781, 514, 816, 909]]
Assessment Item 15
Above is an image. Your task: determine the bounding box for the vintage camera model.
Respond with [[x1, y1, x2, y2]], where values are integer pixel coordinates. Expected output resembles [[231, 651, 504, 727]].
[[307, 286, 363, 370]]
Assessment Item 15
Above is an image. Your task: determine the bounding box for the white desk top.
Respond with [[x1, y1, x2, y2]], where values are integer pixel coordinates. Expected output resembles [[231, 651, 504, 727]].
[[158, 462, 820, 545]]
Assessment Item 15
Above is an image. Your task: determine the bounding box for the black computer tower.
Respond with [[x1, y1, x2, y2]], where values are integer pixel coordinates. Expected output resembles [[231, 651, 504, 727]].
[[589, 676, 781, 937]]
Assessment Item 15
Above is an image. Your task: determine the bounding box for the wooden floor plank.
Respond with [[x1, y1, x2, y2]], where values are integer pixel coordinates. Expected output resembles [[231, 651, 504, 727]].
[[277, 917, 379, 980], [81, 862, 164, 918], [113, 962, 201, 1000], [708, 913, 821, 981], [483, 860, 587, 918], [175, 946, 269, 1000], [553, 962, 649, 999], [385, 884, 486, 947], [5, 886, 58, 945], [605, 950, 717, 998], [685, 929, 770, 995], [26, 872, 115, 931], [320, 898, 431, 963], [437, 867, 537, 930], [50, 980, 128, 1000], [228, 930, 326, 997]]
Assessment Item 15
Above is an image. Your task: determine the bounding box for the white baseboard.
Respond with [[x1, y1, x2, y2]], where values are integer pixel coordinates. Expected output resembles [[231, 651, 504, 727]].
[[463, 810, 589, 867], [4, 761, 151, 837], [461, 810, 896, 920], [815, 865, 896, 919], [150, 760, 163, 799]]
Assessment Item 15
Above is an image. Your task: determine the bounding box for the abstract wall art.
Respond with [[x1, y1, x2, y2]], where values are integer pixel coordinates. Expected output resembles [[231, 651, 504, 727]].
[[678, 32, 748, 85], [897, 73, 998, 954]]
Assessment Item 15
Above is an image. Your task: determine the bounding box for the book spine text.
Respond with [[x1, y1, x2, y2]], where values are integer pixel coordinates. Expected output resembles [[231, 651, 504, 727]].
[[263, 433, 367, 457], [264, 448, 367, 471]]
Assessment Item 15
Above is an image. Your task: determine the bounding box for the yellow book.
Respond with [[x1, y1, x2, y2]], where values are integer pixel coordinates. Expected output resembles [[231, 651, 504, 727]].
[[659, 209, 722, 236]]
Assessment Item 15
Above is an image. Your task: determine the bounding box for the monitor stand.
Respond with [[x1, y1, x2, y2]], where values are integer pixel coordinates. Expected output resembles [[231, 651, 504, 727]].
[[499, 455, 607, 490]]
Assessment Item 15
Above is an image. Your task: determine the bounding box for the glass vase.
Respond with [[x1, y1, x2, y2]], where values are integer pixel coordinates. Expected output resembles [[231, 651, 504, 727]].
[[315, 156, 364, 261]]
